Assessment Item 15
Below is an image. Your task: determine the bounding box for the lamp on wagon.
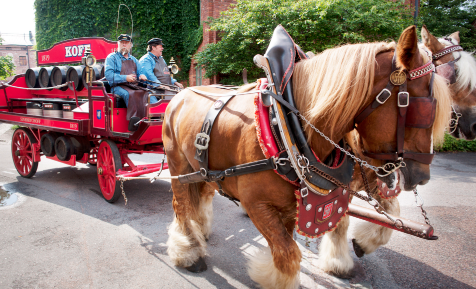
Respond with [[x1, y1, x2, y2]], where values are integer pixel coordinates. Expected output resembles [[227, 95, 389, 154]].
[[81, 47, 97, 85]]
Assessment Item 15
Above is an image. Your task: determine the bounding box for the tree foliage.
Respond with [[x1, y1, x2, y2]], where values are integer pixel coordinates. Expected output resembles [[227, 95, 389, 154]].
[[0, 37, 15, 80], [194, 0, 414, 84], [34, 0, 202, 81], [419, 0, 476, 50], [0, 56, 15, 80]]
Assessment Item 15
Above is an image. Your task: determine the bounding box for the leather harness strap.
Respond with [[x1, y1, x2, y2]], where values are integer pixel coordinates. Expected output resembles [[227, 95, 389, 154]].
[[192, 93, 240, 203], [354, 80, 394, 124], [185, 87, 296, 204], [194, 94, 236, 173]]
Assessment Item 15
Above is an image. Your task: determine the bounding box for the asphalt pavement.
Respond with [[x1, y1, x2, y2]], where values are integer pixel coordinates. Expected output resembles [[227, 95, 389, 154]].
[[0, 125, 475, 289]]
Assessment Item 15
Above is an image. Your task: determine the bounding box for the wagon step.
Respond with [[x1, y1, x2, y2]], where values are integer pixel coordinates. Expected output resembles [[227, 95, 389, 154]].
[[111, 132, 131, 138]]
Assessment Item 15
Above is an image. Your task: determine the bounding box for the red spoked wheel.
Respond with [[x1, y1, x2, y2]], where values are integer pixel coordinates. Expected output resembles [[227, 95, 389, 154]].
[[11, 128, 39, 178], [88, 147, 98, 166], [97, 140, 122, 203]]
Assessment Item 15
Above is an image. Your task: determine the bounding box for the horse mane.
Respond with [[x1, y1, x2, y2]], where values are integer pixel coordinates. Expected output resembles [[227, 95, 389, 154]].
[[293, 42, 451, 146], [237, 82, 257, 92], [439, 38, 476, 93], [292, 42, 395, 141]]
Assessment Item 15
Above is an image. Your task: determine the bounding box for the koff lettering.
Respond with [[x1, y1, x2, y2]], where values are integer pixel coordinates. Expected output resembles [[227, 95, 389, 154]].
[[65, 44, 91, 58]]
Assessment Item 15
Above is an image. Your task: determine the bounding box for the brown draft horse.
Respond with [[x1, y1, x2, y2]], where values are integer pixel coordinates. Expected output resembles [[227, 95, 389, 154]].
[[319, 26, 476, 279], [162, 26, 451, 288]]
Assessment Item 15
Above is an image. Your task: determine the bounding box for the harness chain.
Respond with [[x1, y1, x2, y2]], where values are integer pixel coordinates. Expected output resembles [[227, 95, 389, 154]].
[[413, 188, 431, 225], [307, 162, 434, 239]]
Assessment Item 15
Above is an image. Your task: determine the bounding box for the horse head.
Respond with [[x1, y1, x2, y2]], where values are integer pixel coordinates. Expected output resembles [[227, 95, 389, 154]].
[[294, 26, 451, 191], [422, 26, 476, 140]]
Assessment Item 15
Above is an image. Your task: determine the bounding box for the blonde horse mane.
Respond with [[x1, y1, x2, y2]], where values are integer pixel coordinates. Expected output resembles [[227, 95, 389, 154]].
[[237, 82, 257, 92], [293, 42, 451, 145]]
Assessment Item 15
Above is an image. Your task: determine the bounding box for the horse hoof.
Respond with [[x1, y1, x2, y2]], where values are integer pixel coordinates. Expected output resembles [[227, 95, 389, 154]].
[[185, 257, 207, 273], [352, 238, 365, 258], [329, 270, 355, 279]]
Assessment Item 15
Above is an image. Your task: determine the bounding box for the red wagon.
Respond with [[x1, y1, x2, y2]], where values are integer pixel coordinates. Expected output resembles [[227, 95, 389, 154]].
[[0, 37, 171, 203]]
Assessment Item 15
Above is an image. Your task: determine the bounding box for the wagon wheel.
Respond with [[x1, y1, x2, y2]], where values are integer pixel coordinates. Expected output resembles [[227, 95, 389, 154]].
[[11, 128, 39, 178], [97, 140, 122, 203], [88, 147, 98, 166]]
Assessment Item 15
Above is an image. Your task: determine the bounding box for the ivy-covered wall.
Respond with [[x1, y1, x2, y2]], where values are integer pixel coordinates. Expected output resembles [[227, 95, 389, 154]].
[[35, 0, 202, 81]]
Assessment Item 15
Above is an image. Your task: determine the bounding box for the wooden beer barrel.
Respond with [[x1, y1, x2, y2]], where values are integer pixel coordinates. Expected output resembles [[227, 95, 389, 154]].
[[81, 64, 103, 89], [25, 67, 41, 88], [66, 65, 85, 91], [50, 66, 70, 91], [39, 67, 54, 90]]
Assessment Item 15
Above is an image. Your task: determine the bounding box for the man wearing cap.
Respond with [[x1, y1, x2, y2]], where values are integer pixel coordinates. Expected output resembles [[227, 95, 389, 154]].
[[139, 38, 183, 102], [105, 34, 143, 107], [105, 34, 149, 130]]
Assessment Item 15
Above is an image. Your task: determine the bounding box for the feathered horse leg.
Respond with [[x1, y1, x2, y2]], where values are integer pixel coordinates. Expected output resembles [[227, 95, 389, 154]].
[[318, 215, 354, 278], [245, 200, 301, 289], [352, 194, 400, 256], [166, 179, 209, 272]]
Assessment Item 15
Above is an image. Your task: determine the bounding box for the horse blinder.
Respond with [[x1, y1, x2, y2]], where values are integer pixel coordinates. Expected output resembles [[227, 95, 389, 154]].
[[405, 97, 437, 129], [436, 61, 457, 84]]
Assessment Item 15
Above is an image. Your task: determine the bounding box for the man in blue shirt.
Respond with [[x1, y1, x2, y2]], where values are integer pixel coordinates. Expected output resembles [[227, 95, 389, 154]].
[[139, 38, 183, 102], [104, 34, 143, 107]]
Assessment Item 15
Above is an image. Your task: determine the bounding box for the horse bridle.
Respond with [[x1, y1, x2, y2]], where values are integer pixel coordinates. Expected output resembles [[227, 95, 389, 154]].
[[432, 40, 464, 133], [354, 50, 437, 174], [433, 42, 463, 85]]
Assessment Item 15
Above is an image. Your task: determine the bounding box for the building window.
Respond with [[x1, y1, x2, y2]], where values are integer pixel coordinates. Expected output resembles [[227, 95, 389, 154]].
[[5, 47, 12, 50], [195, 65, 202, 86], [21, 47, 27, 51], [19, 56, 27, 66]]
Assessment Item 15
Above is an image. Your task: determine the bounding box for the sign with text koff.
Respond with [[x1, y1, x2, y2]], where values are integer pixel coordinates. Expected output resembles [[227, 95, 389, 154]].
[[37, 37, 117, 66]]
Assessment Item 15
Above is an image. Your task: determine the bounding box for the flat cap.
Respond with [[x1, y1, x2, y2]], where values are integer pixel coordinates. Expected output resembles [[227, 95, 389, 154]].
[[147, 38, 163, 46], [117, 34, 132, 42]]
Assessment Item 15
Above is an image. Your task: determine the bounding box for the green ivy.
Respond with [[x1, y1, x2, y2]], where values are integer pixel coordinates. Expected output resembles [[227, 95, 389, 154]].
[[34, 0, 202, 81]]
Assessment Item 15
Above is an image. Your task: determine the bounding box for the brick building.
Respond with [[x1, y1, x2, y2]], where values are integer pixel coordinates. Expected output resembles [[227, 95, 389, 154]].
[[0, 32, 36, 81], [189, 0, 236, 86]]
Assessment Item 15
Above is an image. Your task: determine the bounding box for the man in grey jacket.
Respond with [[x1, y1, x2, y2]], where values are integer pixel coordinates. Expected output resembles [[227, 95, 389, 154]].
[[139, 38, 183, 102]]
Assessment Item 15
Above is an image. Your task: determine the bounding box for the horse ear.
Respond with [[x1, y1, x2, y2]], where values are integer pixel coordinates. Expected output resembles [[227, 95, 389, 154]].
[[448, 31, 460, 44], [396, 26, 419, 70], [421, 25, 445, 54]]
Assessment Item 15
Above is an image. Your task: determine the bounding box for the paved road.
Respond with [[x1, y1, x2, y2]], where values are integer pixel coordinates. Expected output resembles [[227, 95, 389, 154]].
[[0, 126, 475, 289]]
